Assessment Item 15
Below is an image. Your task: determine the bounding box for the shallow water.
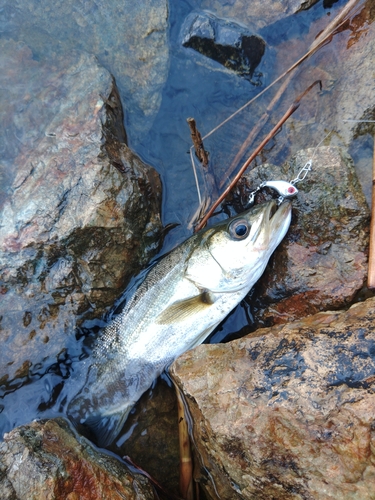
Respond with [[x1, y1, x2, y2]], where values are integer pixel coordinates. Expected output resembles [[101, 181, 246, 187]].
[[0, 0, 374, 469]]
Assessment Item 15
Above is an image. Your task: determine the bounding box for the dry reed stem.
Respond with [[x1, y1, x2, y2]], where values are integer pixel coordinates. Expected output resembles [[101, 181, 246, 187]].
[[367, 133, 375, 288], [174, 381, 194, 500]]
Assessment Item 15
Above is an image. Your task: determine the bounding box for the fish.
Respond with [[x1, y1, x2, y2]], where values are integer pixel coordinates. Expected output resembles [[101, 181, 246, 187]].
[[67, 199, 292, 446]]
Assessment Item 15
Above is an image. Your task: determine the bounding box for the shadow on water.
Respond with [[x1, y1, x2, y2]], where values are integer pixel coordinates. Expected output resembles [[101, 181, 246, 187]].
[[0, 0, 374, 493]]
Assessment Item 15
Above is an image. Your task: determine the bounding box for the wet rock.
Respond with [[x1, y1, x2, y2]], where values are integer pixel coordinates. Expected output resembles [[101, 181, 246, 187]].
[[0, 418, 154, 499], [171, 296, 375, 500], [186, 0, 319, 31], [307, 0, 375, 148], [0, 40, 162, 384], [237, 146, 369, 327], [0, 0, 169, 141], [181, 12, 265, 81]]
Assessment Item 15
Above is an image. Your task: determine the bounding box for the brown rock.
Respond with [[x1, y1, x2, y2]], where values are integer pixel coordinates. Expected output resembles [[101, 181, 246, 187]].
[[171, 297, 375, 500], [0, 418, 154, 500], [0, 41, 162, 384]]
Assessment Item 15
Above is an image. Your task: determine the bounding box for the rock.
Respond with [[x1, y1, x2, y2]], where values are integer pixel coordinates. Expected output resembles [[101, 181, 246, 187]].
[[0, 0, 169, 141], [0, 40, 162, 385], [185, 0, 319, 31], [170, 296, 375, 500], [181, 12, 265, 82], [235, 146, 369, 328], [0, 418, 154, 499], [297, 0, 375, 147]]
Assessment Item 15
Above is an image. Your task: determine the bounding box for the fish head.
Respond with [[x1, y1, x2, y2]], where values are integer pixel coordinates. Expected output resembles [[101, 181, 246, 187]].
[[186, 200, 292, 292]]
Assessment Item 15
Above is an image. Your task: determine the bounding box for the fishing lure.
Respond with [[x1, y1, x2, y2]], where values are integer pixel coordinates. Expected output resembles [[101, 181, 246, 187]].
[[247, 160, 312, 206]]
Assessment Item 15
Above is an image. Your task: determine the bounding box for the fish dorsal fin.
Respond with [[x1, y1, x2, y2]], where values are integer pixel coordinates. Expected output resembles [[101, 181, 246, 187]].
[[156, 291, 216, 325]]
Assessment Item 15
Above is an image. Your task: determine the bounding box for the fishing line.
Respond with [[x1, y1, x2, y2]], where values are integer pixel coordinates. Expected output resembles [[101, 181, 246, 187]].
[[190, 146, 202, 206]]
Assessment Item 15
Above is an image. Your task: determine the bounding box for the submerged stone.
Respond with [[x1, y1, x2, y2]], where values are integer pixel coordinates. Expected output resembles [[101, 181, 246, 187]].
[[171, 297, 375, 500], [181, 12, 266, 81]]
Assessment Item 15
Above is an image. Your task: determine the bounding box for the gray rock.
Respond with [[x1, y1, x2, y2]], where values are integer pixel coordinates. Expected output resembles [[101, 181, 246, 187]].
[[0, 418, 154, 499], [0, 40, 162, 385], [181, 12, 265, 81], [185, 0, 320, 31], [0, 0, 169, 140], [171, 296, 375, 500]]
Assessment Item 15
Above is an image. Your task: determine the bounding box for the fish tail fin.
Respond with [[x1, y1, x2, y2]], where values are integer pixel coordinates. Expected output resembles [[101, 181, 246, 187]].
[[84, 408, 132, 447]]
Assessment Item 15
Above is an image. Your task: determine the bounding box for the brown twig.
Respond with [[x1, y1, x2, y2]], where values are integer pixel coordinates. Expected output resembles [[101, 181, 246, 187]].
[[368, 133, 375, 289], [187, 118, 209, 167], [194, 81, 321, 232], [173, 381, 194, 500]]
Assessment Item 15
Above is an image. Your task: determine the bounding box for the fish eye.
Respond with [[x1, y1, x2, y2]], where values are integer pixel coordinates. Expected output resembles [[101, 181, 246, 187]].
[[229, 219, 250, 240]]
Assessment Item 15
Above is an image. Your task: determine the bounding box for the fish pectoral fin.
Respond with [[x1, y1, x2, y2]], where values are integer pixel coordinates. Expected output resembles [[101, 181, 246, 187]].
[[84, 408, 132, 448], [156, 290, 216, 325]]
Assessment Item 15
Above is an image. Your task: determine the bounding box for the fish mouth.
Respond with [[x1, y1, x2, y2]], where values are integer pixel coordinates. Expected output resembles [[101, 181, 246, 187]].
[[267, 199, 291, 221], [266, 199, 292, 241], [249, 199, 291, 250], [267, 199, 278, 220]]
